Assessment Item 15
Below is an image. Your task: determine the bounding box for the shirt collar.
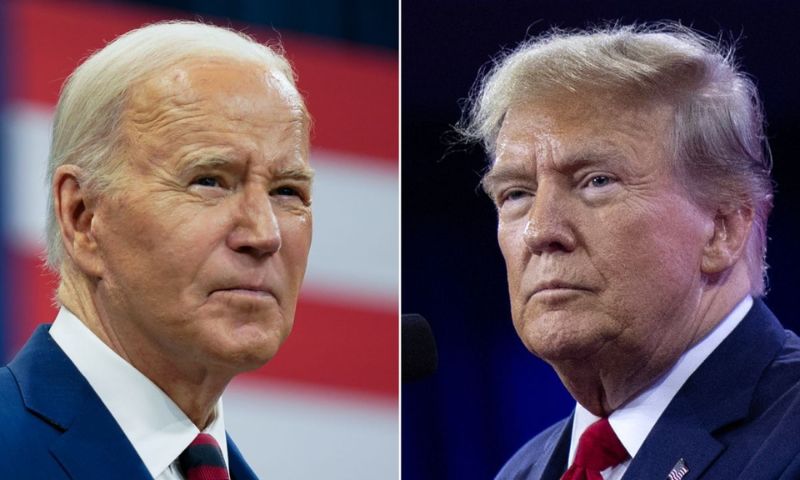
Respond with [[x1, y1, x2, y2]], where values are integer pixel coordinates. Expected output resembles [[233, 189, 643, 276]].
[[49, 307, 228, 478], [570, 295, 753, 464]]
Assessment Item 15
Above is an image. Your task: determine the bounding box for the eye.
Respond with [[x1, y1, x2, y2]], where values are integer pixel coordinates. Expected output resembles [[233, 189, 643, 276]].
[[587, 175, 614, 188], [192, 176, 222, 188], [494, 188, 532, 210], [271, 185, 311, 205], [503, 189, 529, 202], [273, 186, 301, 197]]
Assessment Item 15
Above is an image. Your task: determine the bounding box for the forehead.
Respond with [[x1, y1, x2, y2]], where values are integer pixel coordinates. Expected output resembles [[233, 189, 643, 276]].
[[125, 57, 307, 134], [493, 94, 674, 168], [504, 95, 672, 147], [120, 57, 310, 169]]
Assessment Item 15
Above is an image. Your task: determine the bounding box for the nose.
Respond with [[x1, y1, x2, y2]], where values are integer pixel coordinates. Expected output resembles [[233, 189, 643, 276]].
[[227, 189, 282, 258], [523, 182, 577, 255]]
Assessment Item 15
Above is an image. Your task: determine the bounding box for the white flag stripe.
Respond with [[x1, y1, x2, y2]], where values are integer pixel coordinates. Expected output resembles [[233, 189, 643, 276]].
[[224, 380, 397, 479], [3, 103, 52, 247], [667, 458, 689, 480], [304, 152, 398, 302], [2, 101, 398, 301]]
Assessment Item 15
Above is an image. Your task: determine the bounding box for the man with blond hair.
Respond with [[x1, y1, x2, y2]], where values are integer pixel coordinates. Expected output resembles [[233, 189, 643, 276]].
[[463, 24, 800, 479], [0, 21, 314, 480]]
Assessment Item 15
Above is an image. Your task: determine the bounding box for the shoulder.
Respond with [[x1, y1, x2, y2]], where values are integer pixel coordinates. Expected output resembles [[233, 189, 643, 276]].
[[729, 381, 800, 478], [496, 417, 570, 480], [705, 313, 800, 476], [752, 326, 800, 406], [0, 365, 58, 477], [0, 339, 78, 479], [0, 362, 49, 433], [0, 365, 28, 427], [713, 300, 800, 406]]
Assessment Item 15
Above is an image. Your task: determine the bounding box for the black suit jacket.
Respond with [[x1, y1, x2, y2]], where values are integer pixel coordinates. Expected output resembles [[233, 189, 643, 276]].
[[496, 299, 800, 479], [0, 325, 260, 480]]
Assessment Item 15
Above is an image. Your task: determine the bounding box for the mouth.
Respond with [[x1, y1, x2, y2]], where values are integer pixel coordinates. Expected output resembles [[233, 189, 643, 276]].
[[211, 286, 275, 300], [530, 280, 592, 297]]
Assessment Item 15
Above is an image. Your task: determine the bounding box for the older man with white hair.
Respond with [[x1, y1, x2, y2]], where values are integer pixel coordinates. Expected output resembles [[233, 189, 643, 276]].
[[0, 21, 313, 480], [463, 24, 800, 479]]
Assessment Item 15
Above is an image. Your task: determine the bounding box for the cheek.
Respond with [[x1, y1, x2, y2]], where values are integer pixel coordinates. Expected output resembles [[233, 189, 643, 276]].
[[279, 212, 313, 276], [497, 219, 527, 297], [96, 203, 158, 274], [106, 204, 226, 283], [596, 201, 708, 298], [149, 210, 227, 265]]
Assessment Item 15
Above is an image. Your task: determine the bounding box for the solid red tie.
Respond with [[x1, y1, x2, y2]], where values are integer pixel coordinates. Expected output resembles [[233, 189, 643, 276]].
[[561, 418, 630, 480], [178, 433, 231, 480]]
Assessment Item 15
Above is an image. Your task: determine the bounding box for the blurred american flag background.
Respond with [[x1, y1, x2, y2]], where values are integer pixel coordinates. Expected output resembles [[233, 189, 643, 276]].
[[0, 1, 398, 478]]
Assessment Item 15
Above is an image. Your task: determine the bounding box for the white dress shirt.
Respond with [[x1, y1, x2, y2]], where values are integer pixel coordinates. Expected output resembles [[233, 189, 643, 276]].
[[567, 296, 753, 479], [49, 307, 229, 480]]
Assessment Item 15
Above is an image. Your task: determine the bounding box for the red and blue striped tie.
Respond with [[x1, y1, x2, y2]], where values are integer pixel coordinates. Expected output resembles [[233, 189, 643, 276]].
[[178, 433, 231, 480]]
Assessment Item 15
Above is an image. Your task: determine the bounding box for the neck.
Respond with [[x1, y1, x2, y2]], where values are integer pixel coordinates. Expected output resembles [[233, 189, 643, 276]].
[[553, 263, 752, 416], [58, 269, 228, 429]]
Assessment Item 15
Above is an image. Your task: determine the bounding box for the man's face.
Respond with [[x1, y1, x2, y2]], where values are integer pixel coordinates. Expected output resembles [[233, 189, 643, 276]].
[[484, 96, 715, 367], [91, 59, 312, 373]]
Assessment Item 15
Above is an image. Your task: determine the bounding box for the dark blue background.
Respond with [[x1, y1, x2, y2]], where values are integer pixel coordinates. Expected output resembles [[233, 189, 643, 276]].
[[112, 0, 396, 49], [402, 1, 800, 479]]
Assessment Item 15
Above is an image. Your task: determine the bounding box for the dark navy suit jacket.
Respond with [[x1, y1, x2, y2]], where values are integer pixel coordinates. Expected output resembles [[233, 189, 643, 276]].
[[0, 325, 260, 480], [497, 299, 800, 480]]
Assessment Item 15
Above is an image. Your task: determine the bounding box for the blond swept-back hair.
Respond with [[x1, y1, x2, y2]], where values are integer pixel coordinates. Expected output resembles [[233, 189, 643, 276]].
[[461, 23, 773, 296], [46, 20, 303, 271]]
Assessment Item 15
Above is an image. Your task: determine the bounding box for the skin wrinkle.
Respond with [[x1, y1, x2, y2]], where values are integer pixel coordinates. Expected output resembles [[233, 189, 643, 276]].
[[55, 57, 313, 428], [125, 62, 305, 166], [124, 72, 311, 210], [488, 92, 752, 415]]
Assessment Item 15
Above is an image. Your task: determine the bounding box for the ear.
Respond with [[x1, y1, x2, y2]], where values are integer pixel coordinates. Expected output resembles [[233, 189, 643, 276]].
[[701, 204, 754, 275], [53, 165, 104, 278]]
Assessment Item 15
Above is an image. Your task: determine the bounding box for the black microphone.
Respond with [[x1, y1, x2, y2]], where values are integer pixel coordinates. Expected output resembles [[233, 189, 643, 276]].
[[402, 314, 438, 383]]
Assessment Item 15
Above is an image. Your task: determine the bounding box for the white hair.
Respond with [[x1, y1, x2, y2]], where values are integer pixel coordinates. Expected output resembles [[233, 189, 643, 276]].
[[46, 20, 303, 271], [461, 23, 773, 296]]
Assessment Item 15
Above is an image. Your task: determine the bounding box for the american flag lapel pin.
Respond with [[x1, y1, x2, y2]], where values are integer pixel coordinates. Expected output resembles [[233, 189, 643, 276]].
[[667, 458, 689, 480]]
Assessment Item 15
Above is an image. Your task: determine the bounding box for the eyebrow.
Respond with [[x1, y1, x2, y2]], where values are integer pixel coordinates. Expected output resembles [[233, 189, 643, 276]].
[[482, 148, 627, 194], [184, 156, 231, 169], [271, 164, 315, 182], [176, 151, 239, 174], [177, 153, 314, 182], [553, 150, 625, 173], [481, 163, 534, 195]]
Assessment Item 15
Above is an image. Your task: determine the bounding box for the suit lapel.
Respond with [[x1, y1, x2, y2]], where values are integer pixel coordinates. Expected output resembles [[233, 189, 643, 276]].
[[9, 325, 150, 480], [537, 416, 572, 480], [510, 416, 571, 480], [227, 434, 259, 480], [622, 412, 723, 480], [50, 393, 151, 479], [623, 299, 785, 479]]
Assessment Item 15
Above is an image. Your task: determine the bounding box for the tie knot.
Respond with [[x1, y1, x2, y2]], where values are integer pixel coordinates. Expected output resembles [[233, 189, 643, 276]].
[[573, 418, 630, 471], [179, 433, 230, 480]]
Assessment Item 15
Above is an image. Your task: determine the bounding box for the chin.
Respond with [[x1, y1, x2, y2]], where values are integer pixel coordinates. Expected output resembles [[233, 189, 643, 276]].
[[516, 310, 612, 362], [210, 325, 289, 372], [211, 343, 280, 373], [528, 337, 602, 363]]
